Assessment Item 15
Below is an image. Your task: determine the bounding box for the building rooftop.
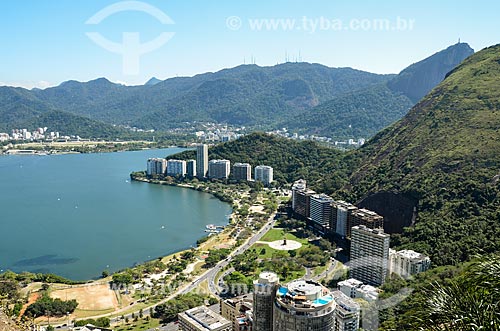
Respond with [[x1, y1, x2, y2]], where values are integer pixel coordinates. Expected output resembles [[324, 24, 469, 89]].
[[352, 225, 389, 238], [181, 306, 231, 331], [351, 208, 383, 220], [392, 249, 429, 261], [311, 193, 334, 202], [276, 280, 333, 308], [255, 271, 279, 284], [332, 291, 360, 313]]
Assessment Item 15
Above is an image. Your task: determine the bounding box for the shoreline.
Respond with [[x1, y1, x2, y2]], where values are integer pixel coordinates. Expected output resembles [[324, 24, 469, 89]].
[[17, 175, 280, 326], [1, 141, 187, 156], [3, 176, 235, 283]]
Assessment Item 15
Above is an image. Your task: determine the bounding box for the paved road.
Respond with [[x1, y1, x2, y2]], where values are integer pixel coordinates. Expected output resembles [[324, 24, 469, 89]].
[[205, 216, 278, 298], [45, 215, 278, 330]]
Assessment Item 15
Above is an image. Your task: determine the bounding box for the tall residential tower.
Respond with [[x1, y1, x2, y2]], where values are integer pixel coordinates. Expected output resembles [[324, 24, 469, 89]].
[[196, 144, 208, 178]]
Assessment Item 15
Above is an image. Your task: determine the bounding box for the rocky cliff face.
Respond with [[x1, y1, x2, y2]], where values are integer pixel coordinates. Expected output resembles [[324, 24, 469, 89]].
[[387, 42, 474, 102]]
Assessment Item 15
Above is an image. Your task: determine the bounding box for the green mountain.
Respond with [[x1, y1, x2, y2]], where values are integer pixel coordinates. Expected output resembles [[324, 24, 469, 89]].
[[0, 43, 474, 138], [341, 44, 500, 265], [0, 86, 124, 138], [281, 84, 414, 139], [281, 43, 473, 139], [131, 64, 394, 129]]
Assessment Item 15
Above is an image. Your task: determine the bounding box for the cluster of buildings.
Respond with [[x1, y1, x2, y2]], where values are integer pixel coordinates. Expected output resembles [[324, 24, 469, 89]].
[[268, 128, 366, 148], [179, 272, 361, 331], [291, 179, 431, 287], [291, 180, 383, 237], [146, 144, 274, 186], [0, 127, 66, 142], [195, 129, 244, 143]]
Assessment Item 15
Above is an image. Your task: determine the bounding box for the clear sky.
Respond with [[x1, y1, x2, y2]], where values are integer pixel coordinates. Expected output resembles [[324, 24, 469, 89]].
[[1, 0, 498, 89]]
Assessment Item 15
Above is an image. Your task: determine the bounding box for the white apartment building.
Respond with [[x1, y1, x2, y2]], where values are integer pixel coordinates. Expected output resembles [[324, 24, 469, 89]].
[[389, 249, 431, 278], [337, 278, 379, 302], [254, 165, 273, 186], [309, 194, 334, 234], [146, 158, 167, 176], [166, 159, 187, 176]]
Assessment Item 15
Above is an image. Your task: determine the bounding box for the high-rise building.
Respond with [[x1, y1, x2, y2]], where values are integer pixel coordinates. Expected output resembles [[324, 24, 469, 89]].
[[187, 160, 197, 177], [309, 194, 334, 234], [291, 179, 307, 210], [208, 160, 231, 179], [146, 158, 167, 176], [166, 159, 187, 177], [389, 249, 431, 279], [331, 290, 360, 331], [253, 272, 279, 331], [196, 144, 209, 178], [178, 306, 232, 331], [233, 163, 252, 181], [350, 225, 390, 286], [347, 209, 384, 238], [254, 165, 273, 187], [291, 180, 315, 219], [273, 280, 336, 331], [331, 201, 357, 238]]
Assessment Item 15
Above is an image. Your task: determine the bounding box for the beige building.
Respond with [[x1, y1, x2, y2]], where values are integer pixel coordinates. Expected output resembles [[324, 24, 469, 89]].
[[221, 294, 253, 331], [179, 306, 232, 331]]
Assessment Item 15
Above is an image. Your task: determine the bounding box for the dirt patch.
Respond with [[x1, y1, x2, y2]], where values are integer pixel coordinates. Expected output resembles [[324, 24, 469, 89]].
[[50, 284, 118, 311], [19, 292, 40, 319]]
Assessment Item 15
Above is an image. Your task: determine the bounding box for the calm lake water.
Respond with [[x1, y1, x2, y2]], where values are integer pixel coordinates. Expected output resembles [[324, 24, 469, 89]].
[[0, 149, 231, 280]]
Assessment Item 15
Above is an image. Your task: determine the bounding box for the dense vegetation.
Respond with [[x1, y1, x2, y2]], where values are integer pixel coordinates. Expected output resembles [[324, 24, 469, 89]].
[[377, 253, 500, 330], [153, 293, 206, 323], [282, 84, 413, 139], [24, 293, 78, 318], [74, 317, 110, 328]]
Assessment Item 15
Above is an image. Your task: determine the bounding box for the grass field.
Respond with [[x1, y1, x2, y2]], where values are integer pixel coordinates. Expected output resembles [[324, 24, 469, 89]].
[[115, 317, 161, 331], [259, 228, 308, 244]]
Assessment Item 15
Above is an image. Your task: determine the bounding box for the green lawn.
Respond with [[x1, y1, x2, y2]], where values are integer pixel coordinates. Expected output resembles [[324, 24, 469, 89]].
[[114, 318, 160, 331], [259, 228, 308, 244]]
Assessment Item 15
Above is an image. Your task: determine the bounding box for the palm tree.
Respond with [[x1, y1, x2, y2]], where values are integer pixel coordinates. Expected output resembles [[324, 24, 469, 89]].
[[416, 254, 500, 330]]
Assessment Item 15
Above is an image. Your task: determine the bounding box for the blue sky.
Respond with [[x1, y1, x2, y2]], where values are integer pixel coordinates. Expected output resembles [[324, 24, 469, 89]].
[[0, 0, 498, 88]]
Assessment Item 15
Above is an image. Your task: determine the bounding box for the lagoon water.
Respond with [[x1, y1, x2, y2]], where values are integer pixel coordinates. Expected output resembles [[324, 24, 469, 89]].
[[0, 149, 231, 280]]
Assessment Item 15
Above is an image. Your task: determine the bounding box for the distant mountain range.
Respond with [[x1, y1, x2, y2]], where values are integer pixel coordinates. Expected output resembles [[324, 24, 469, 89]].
[[0, 43, 473, 138]]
